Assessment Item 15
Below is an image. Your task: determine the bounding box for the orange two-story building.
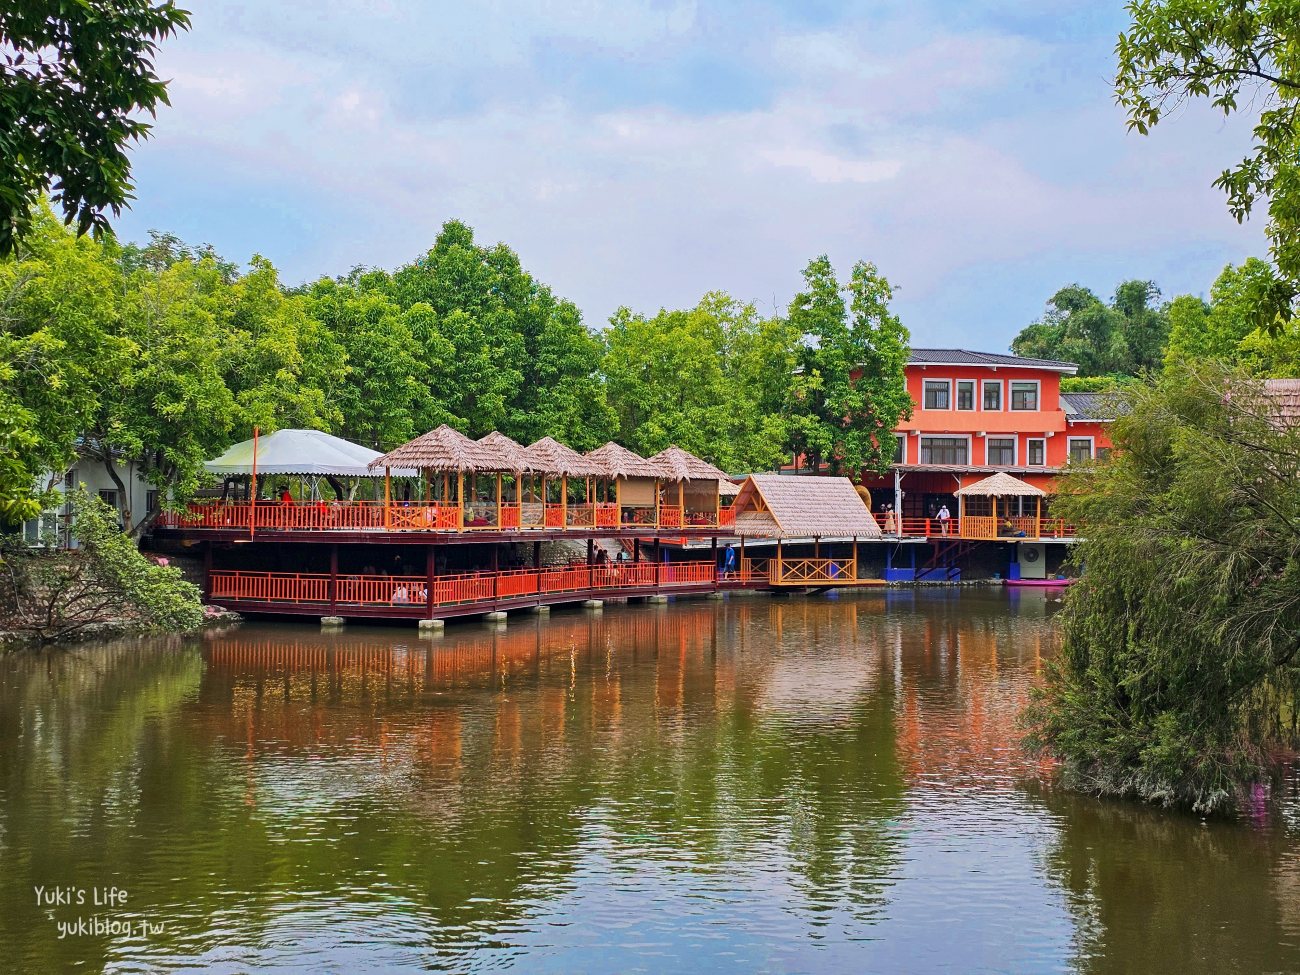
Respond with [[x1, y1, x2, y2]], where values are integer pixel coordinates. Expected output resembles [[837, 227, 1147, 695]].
[[860, 348, 1116, 523]]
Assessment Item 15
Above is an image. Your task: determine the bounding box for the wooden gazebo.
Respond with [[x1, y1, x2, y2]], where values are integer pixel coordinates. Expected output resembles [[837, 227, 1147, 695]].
[[523, 436, 603, 527], [586, 442, 662, 528], [649, 446, 730, 528], [477, 431, 533, 529], [369, 424, 518, 530], [954, 472, 1046, 540]]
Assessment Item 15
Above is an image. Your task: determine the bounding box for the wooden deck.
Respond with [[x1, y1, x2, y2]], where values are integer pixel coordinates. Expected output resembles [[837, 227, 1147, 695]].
[[206, 557, 888, 621]]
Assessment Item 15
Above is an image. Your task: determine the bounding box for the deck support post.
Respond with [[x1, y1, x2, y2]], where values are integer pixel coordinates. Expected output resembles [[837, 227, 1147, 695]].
[[330, 544, 339, 613], [202, 542, 212, 600], [711, 536, 718, 577], [426, 546, 436, 616], [533, 540, 542, 568], [633, 538, 640, 562]]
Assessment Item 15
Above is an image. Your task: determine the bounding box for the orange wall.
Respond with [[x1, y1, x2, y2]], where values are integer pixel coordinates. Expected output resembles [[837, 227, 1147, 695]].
[[893, 364, 1111, 467]]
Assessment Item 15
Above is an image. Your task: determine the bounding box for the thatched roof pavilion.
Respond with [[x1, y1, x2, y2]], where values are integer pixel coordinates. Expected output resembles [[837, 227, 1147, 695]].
[[478, 431, 532, 472], [525, 436, 602, 478], [955, 472, 1046, 497], [369, 424, 514, 473], [650, 445, 730, 482], [730, 474, 881, 539], [586, 442, 661, 479]]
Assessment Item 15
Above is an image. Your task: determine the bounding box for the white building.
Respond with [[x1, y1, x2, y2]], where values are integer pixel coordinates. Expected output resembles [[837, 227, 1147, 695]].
[[22, 455, 157, 547]]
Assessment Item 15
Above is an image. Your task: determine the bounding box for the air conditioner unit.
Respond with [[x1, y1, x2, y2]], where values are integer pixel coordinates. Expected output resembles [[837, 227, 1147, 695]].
[[1017, 543, 1046, 579]]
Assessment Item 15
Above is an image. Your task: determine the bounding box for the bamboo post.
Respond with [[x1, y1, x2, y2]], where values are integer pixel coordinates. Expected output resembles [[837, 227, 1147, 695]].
[[541, 476, 548, 528], [677, 480, 684, 524], [1035, 495, 1042, 539], [457, 471, 464, 530], [561, 476, 568, 527], [249, 426, 260, 539], [496, 472, 502, 527], [615, 477, 623, 527]]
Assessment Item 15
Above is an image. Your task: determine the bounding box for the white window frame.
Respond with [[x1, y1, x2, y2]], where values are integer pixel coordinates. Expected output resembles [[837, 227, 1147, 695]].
[[919, 435, 971, 466], [1025, 438, 1047, 467], [1066, 436, 1094, 464], [1009, 379, 1041, 412], [981, 379, 1002, 411], [922, 379, 953, 411], [985, 436, 1017, 467], [955, 379, 976, 411], [892, 433, 906, 465]]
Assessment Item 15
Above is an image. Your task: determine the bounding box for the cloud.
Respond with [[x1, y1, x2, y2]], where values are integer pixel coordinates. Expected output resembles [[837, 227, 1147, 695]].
[[118, 0, 1268, 351]]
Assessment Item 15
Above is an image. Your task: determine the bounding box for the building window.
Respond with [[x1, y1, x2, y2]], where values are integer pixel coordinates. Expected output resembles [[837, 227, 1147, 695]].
[[987, 437, 1015, 466], [920, 436, 968, 465], [1010, 381, 1039, 411], [892, 435, 906, 464], [146, 490, 160, 513], [98, 489, 119, 509], [923, 380, 951, 410], [956, 380, 975, 411], [1026, 438, 1046, 466], [1067, 438, 1093, 464], [982, 380, 1002, 411], [1097, 446, 1112, 462]]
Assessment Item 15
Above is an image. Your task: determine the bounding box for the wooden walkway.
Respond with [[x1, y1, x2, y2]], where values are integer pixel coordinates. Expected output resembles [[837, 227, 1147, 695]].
[[206, 558, 886, 621]]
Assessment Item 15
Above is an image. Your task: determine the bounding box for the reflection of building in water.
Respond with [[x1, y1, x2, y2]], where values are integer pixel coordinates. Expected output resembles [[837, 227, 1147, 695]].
[[889, 608, 1055, 782]]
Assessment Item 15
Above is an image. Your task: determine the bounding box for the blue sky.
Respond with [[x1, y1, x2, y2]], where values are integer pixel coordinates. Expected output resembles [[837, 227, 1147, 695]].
[[115, 0, 1267, 350]]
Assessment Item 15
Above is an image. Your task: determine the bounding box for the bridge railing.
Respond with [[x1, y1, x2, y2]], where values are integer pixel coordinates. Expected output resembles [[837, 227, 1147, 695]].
[[769, 557, 858, 584], [209, 560, 723, 611]]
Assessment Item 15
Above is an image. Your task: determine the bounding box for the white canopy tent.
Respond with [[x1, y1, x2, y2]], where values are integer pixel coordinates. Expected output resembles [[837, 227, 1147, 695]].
[[205, 429, 414, 478]]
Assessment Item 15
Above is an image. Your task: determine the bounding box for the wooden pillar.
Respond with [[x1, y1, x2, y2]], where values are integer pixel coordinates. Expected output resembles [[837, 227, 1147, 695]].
[[615, 477, 623, 526], [677, 480, 684, 520], [561, 476, 568, 526], [496, 472, 502, 526], [814, 538, 821, 559], [457, 471, 464, 529], [776, 539, 783, 582], [329, 544, 338, 612], [541, 476, 548, 527], [384, 467, 391, 529], [202, 542, 213, 600], [426, 546, 436, 615], [633, 537, 641, 562], [533, 540, 542, 568], [738, 534, 745, 576], [852, 538, 858, 579], [1035, 495, 1042, 539], [587, 538, 594, 563], [492, 545, 499, 600]]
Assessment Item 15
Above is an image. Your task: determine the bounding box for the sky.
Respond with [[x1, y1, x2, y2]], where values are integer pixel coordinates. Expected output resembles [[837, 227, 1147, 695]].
[[114, 0, 1269, 351]]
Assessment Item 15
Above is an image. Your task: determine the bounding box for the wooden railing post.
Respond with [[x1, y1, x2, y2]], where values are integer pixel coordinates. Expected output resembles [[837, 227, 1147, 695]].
[[329, 544, 338, 612]]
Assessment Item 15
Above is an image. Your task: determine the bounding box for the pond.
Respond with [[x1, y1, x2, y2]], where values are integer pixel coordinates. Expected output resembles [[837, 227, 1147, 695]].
[[1, 590, 1297, 973]]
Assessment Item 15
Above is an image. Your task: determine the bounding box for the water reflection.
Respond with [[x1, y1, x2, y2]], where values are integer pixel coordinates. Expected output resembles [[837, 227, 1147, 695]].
[[0, 590, 1295, 973]]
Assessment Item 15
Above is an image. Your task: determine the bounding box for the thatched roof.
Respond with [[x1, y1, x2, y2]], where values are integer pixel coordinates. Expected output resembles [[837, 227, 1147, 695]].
[[650, 445, 730, 482], [586, 442, 661, 479], [1264, 379, 1300, 427], [369, 424, 511, 473], [525, 436, 602, 477], [731, 474, 881, 539], [718, 478, 741, 497], [955, 471, 1046, 497], [478, 431, 532, 472]]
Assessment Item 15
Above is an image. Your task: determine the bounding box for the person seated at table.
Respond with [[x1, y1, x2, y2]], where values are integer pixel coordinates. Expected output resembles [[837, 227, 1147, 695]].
[[999, 518, 1027, 538], [392, 585, 410, 604]]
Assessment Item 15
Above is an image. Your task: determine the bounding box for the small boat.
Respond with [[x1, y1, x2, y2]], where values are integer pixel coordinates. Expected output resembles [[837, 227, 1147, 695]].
[[1003, 578, 1075, 588]]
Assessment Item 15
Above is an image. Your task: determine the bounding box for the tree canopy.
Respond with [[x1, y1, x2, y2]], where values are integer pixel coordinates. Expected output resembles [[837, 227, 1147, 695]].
[[786, 257, 912, 476], [1011, 280, 1170, 379], [3, 204, 906, 528], [0, 1, 190, 256], [1116, 0, 1300, 328]]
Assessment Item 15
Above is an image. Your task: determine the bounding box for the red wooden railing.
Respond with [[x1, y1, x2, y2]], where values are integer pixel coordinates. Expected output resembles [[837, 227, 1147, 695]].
[[209, 561, 724, 610]]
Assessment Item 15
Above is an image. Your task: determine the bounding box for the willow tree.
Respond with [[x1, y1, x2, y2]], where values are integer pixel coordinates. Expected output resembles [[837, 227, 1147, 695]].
[[1024, 361, 1300, 814]]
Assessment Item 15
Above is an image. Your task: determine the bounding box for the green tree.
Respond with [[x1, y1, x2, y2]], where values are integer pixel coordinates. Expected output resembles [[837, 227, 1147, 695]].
[[786, 257, 911, 476], [1012, 281, 1169, 376], [0, 1, 191, 255], [1165, 258, 1277, 366], [1116, 0, 1300, 327], [1024, 361, 1300, 814]]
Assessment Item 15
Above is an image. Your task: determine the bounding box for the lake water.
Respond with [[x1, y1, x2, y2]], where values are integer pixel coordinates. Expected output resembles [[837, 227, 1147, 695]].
[[1, 590, 1297, 974]]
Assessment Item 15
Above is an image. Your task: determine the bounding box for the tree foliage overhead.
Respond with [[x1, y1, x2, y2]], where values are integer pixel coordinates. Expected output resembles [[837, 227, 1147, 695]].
[[1012, 280, 1170, 378], [603, 292, 799, 472], [1023, 361, 1300, 814], [1116, 0, 1300, 328], [0, 1, 190, 256]]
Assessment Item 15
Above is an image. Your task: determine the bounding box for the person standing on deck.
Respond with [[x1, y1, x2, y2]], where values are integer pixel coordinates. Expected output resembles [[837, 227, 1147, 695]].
[[937, 504, 951, 536], [722, 543, 737, 578]]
